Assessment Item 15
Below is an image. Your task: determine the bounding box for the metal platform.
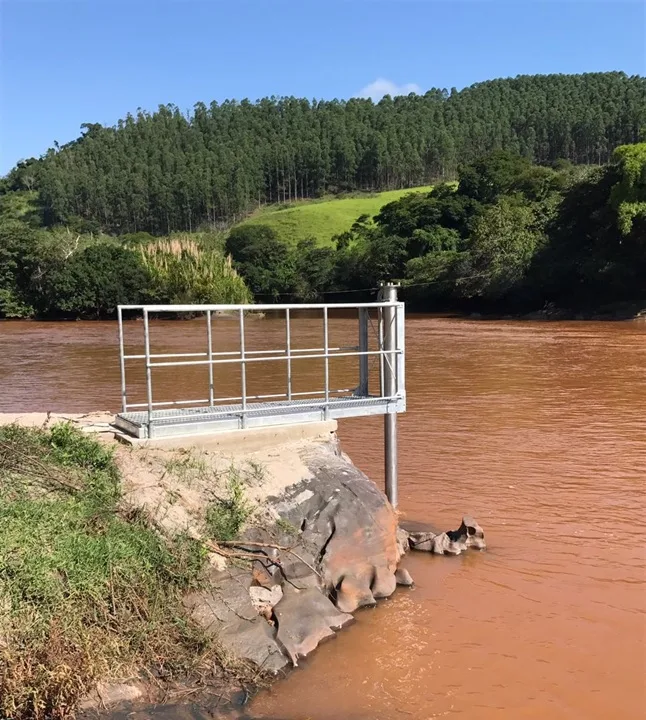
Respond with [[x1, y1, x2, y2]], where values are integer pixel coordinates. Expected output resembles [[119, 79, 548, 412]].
[[114, 395, 402, 439], [115, 300, 405, 443]]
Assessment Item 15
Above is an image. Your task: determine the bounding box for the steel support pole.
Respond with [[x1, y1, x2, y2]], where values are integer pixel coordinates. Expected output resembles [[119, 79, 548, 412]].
[[323, 307, 330, 420], [239, 309, 247, 429], [380, 283, 399, 508], [378, 307, 385, 397], [285, 309, 292, 401]]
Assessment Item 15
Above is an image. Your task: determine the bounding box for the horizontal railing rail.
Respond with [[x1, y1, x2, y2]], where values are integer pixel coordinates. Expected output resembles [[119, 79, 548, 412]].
[[118, 302, 400, 312]]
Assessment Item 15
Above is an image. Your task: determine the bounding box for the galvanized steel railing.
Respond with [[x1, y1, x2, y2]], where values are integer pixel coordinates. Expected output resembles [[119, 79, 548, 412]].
[[116, 301, 405, 439]]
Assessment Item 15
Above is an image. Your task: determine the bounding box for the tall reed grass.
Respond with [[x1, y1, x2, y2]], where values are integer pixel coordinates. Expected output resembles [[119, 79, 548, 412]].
[[140, 236, 252, 304]]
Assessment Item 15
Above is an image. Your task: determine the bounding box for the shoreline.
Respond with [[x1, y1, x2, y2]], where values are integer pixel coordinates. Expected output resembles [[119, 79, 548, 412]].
[[2, 304, 646, 324], [1, 413, 485, 719]]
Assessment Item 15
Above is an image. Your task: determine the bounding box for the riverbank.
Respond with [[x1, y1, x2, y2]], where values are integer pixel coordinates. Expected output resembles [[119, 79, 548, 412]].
[[1, 416, 365, 717], [3, 297, 646, 325], [0, 413, 485, 718]]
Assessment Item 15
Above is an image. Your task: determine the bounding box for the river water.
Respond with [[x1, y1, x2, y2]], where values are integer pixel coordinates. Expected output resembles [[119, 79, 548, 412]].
[[0, 317, 644, 719]]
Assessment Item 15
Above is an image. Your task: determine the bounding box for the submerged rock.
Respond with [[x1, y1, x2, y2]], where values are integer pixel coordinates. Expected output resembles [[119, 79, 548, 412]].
[[395, 567, 415, 586], [183, 433, 487, 680], [405, 515, 486, 555], [274, 584, 354, 665], [279, 439, 404, 613]]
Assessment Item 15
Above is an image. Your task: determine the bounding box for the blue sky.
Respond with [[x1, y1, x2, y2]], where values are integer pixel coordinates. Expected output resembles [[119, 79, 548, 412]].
[[1, 0, 644, 174]]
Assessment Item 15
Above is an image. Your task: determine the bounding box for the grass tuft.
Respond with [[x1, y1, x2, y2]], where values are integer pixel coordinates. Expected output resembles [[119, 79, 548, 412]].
[[164, 452, 208, 481], [140, 236, 252, 304], [205, 468, 252, 542], [275, 518, 299, 536]]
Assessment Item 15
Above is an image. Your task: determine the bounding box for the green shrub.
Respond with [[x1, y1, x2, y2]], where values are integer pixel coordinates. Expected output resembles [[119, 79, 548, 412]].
[[225, 224, 295, 298], [40, 243, 149, 317]]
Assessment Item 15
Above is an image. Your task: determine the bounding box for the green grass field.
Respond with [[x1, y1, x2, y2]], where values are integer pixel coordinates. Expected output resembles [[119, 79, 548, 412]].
[[235, 186, 434, 245]]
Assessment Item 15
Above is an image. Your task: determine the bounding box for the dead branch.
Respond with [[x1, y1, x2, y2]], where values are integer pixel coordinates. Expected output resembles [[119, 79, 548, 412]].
[[0, 439, 82, 494], [216, 539, 322, 579]]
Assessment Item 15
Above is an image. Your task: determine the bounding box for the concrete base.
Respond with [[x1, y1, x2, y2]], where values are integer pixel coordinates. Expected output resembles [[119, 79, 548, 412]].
[[114, 420, 338, 453]]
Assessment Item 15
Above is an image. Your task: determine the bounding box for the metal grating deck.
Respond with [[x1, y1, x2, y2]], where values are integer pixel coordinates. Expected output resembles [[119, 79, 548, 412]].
[[114, 395, 404, 439]]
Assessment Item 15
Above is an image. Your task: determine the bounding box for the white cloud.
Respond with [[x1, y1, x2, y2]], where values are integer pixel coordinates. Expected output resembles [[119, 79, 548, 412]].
[[356, 78, 422, 101]]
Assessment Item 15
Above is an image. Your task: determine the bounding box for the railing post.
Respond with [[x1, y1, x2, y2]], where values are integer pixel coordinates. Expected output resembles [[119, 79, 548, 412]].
[[323, 307, 330, 420], [117, 306, 127, 413], [206, 310, 214, 407], [285, 309, 292, 401], [396, 303, 406, 408], [143, 309, 154, 438], [380, 283, 399, 508], [239, 309, 247, 429], [378, 306, 385, 397], [358, 308, 369, 396]]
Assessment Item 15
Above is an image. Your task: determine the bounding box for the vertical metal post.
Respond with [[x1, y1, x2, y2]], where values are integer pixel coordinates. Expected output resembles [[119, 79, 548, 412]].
[[380, 283, 399, 508], [117, 306, 127, 412], [143, 309, 154, 438], [396, 303, 406, 407], [323, 307, 330, 420], [239, 309, 247, 429], [378, 306, 385, 396], [285, 309, 292, 401], [206, 311, 214, 407], [358, 308, 369, 397]]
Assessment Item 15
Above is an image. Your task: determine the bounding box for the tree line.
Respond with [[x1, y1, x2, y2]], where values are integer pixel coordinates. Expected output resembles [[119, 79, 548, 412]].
[[225, 144, 646, 315], [0, 226, 250, 319], [3, 72, 644, 235], [1, 144, 644, 319]]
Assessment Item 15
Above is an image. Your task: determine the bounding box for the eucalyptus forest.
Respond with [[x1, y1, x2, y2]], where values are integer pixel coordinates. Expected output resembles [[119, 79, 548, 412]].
[[1, 71, 645, 318]]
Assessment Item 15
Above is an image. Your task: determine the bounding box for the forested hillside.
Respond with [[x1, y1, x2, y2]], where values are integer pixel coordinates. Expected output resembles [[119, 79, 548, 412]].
[[223, 144, 646, 312], [3, 72, 645, 234]]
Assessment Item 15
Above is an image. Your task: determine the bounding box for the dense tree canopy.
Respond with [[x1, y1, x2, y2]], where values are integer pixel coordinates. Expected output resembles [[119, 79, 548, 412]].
[[1, 145, 645, 318], [225, 225, 295, 298], [3, 72, 644, 234], [293, 143, 645, 313]]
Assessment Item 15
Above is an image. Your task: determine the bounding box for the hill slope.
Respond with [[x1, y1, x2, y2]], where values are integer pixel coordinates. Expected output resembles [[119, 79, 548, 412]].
[[236, 186, 434, 245], [3, 72, 644, 235]]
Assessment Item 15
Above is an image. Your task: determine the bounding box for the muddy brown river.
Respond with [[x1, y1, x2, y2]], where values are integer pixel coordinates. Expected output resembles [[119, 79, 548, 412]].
[[1, 316, 644, 719]]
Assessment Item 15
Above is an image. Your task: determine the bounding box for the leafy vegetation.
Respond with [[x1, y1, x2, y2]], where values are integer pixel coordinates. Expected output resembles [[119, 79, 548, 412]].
[[609, 142, 646, 234], [0, 423, 209, 720], [1, 72, 645, 318], [0, 222, 252, 318], [223, 142, 646, 313], [225, 225, 296, 299], [140, 236, 252, 304]]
